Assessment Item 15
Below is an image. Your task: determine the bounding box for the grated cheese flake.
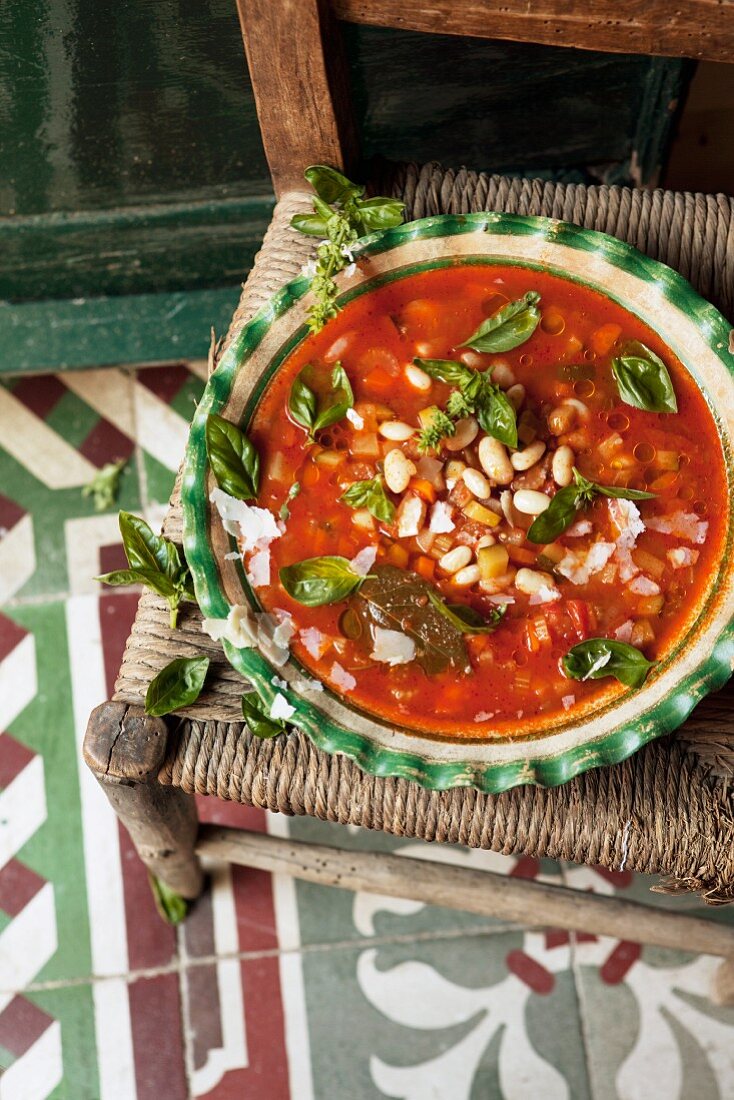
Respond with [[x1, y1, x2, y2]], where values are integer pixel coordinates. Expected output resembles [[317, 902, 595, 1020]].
[[370, 627, 416, 666], [210, 487, 282, 552], [270, 692, 295, 721], [647, 511, 708, 545], [331, 662, 357, 691], [429, 500, 455, 533], [300, 627, 330, 659], [350, 545, 378, 576]]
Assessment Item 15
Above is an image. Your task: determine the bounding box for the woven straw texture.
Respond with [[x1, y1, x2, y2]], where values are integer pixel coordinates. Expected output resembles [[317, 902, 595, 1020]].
[[114, 162, 734, 900]]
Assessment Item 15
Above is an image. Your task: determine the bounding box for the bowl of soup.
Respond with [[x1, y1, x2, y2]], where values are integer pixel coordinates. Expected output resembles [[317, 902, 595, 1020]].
[[182, 212, 734, 792]]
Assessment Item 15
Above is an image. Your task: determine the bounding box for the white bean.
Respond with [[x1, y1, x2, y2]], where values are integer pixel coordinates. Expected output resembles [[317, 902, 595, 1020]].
[[506, 383, 525, 411], [379, 420, 415, 441], [462, 467, 492, 498], [444, 459, 467, 484], [444, 416, 479, 452], [491, 362, 515, 388], [478, 436, 514, 484], [383, 448, 416, 493], [452, 564, 482, 588], [405, 363, 432, 392], [476, 534, 496, 550], [439, 545, 473, 574], [510, 440, 546, 471], [459, 349, 485, 369], [515, 568, 556, 595], [513, 489, 551, 515], [552, 445, 575, 487]]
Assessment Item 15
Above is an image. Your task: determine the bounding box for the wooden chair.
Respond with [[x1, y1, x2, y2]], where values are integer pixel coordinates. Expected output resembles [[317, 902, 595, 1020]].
[[84, 0, 734, 1001]]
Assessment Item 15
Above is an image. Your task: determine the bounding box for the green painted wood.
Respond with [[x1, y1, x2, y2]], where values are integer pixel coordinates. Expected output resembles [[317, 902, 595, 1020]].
[[0, 286, 241, 374]]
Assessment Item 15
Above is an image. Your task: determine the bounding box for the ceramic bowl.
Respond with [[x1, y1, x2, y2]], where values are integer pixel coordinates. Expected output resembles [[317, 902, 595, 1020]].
[[182, 213, 734, 793]]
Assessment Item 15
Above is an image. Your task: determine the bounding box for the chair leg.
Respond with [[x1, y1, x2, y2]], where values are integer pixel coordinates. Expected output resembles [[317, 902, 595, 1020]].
[[712, 958, 734, 1006], [84, 701, 203, 899]]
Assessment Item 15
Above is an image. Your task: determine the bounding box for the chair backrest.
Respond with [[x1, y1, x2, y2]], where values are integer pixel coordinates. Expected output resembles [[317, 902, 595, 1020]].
[[236, 0, 734, 196]]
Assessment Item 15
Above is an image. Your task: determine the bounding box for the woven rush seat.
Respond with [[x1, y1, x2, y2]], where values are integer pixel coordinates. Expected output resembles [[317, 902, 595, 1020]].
[[110, 162, 734, 902]]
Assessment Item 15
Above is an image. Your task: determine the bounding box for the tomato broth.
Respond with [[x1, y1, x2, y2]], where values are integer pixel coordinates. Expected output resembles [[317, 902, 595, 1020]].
[[235, 264, 726, 738]]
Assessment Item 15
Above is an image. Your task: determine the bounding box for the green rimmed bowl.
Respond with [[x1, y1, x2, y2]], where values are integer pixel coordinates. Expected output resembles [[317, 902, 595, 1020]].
[[182, 212, 734, 793]]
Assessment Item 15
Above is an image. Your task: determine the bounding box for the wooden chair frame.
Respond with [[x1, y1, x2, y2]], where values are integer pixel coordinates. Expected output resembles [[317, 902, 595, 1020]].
[[85, 0, 734, 1000]]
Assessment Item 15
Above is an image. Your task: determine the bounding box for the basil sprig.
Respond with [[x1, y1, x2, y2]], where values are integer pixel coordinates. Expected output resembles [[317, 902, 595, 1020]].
[[291, 165, 404, 331], [428, 592, 507, 634], [563, 639, 654, 688], [341, 476, 395, 522], [205, 413, 260, 500], [527, 468, 655, 544], [611, 341, 677, 414], [288, 362, 354, 442], [460, 292, 541, 353], [280, 555, 365, 606], [414, 358, 517, 448], [144, 656, 209, 716], [97, 511, 196, 628], [242, 692, 289, 739]]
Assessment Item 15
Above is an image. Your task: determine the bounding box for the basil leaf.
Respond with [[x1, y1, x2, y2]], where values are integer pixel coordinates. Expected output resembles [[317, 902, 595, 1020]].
[[594, 484, 656, 501], [460, 292, 541, 353], [475, 385, 518, 449], [355, 196, 405, 231], [96, 567, 178, 599], [119, 511, 180, 578], [413, 357, 473, 386], [290, 213, 328, 238], [288, 363, 354, 440], [611, 341, 678, 414], [280, 556, 364, 606], [313, 362, 354, 432], [144, 656, 209, 717], [353, 565, 469, 675], [205, 413, 260, 501], [526, 484, 582, 543], [242, 692, 289, 739], [304, 164, 364, 204], [149, 874, 189, 925], [428, 593, 506, 634], [341, 476, 395, 523], [562, 639, 654, 688]]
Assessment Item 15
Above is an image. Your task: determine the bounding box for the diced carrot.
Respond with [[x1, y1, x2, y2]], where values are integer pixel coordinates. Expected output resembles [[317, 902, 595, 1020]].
[[409, 477, 437, 504], [524, 621, 541, 654], [384, 542, 410, 568], [566, 598, 593, 639], [302, 462, 320, 487], [364, 367, 396, 395], [412, 554, 436, 581], [507, 545, 537, 566], [590, 323, 622, 356]]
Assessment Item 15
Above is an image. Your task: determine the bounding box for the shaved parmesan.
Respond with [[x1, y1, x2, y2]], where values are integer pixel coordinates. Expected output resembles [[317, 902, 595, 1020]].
[[202, 604, 258, 648], [210, 487, 283, 552], [331, 661, 357, 691], [667, 546, 699, 569], [561, 694, 576, 710], [474, 710, 495, 722], [529, 584, 561, 605], [270, 692, 295, 721], [370, 627, 416, 666], [300, 627, 330, 659], [293, 677, 324, 693], [558, 541, 615, 585], [346, 407, 364, 430], [647, 511, 708, 544], [615, 620, 634, 642], [350, 545, 378, 576], [616, 546, 640, 582], [565, 518, 593, 538], [608, 498, 645, 549], [628, 574, 660, 595], [487, 594, 515, 605], [247, 547, 271, 587], [429, 500, 455, 533], [397, 494, 426, 538]]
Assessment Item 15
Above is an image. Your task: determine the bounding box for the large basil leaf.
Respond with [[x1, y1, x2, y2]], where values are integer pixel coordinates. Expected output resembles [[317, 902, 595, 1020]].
[[355, 196, 405, 231], [428, 593, 507, 634], [460, 292, 541, 353], [562, 639, 654, 688], [288, 362, 354, 440], [475, 384, 517, 449], [353, 565, 470, 675], [242, 692, 289, 740], [527, 468, 655, 544], [341, 476, 395, 523], [205, 413, 260, 501], [280, 555, 364, 606], [291, 212, 328, 238], [144, 656, 210, 717], [304, 164, 364, 204], [611, 341, 678, 414]]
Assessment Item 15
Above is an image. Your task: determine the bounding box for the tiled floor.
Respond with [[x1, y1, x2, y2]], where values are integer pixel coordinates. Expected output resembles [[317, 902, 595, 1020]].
[[1, 362, 734, 1099]]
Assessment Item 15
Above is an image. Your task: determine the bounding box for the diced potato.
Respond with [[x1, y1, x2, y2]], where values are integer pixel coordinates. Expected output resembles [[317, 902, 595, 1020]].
[[350, 432, 380, 457], [636, 595, 664, 616], [384, 542, 410, 568], [463, 501, 502, 527], [654, 450, 680, 472], [478, 544, 509, 580], [631, 619, 655, 647], [314, 450, 346, 468], [631, 548, 665, 580], [540, 542, 565, 564]]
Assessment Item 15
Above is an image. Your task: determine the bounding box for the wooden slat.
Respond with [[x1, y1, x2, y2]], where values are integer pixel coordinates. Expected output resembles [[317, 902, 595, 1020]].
[[197, 826, 734, 958], [236, 0, 358, 196], [332, 0, 734, 63]]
